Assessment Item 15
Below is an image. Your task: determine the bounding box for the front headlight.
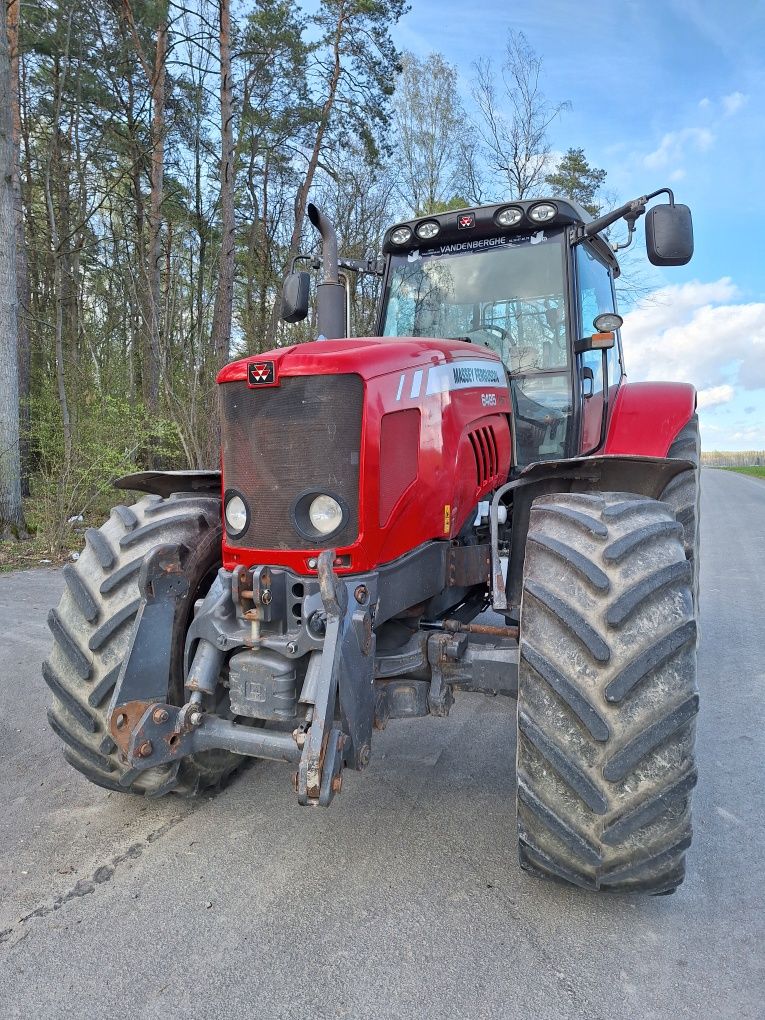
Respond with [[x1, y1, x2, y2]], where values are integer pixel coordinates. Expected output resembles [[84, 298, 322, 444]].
[[292, 490, 348, 541], [495, 206, 523, 227], [415, 220, 440, 240], [224, 493, 248, 537], [390, 225, 413, 245], [308, 494, 344, 535], [528, 202, 557, 224]]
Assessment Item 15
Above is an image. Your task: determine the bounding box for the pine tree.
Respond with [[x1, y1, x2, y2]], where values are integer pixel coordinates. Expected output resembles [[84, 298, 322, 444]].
[[545, 147, 607, 216]]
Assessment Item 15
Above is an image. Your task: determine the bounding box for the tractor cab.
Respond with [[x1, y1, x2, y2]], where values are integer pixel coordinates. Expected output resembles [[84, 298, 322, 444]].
[[377, 199, 622, 467], [283, 191, 692, 469]]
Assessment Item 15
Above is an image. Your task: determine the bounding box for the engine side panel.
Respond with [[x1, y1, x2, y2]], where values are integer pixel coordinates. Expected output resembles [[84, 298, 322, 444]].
[[604, 381, 696, 458]]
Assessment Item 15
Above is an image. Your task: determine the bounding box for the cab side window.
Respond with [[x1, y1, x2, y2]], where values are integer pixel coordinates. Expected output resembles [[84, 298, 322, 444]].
[[576, 245, 622, 391]]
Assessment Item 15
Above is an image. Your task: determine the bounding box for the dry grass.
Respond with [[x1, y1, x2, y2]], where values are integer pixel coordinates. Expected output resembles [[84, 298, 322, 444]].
[[701, 451, 765, 467]]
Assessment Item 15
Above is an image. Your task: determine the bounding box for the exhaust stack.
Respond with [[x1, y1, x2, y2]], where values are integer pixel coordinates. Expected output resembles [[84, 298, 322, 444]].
[[307, 203, 346, 340]]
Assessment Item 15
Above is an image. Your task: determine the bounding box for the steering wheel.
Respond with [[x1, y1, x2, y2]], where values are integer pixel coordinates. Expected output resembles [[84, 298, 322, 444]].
[[512, 384, 567, 429], [464, 323, 508, 340]]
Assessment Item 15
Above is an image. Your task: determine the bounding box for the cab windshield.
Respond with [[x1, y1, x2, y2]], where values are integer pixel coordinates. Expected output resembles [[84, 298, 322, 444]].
[[380, 232, 572, 464]]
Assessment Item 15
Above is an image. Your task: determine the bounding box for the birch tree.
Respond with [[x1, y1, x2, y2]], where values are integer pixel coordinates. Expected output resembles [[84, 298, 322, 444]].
[[392, 52, 467, 216], [472, 31, 570, 200]]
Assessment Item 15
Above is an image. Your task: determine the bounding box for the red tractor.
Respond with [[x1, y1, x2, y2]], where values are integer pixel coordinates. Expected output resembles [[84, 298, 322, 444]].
[[45, 191, 700, 895]]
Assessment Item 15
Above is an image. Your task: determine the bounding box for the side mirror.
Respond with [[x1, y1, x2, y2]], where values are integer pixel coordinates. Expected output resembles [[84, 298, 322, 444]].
[[645, 203, 694, 266], [281, 271, 310, 323]]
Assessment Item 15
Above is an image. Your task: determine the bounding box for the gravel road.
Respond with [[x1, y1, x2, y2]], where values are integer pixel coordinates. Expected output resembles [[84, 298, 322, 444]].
[[1, 468, 763, 1019]]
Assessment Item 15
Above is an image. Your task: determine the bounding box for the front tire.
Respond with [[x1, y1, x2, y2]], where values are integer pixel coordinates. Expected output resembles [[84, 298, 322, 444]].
[[660, 413, 701, 607], [44, 493, 243, 796], [516, 491, 698, 893]]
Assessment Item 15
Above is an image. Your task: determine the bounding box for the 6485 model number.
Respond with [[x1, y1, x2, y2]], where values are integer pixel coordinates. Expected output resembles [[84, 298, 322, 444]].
[[481, 393, 497, 407]]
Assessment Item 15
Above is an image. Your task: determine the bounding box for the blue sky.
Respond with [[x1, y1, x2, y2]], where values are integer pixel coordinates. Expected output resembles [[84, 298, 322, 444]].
[[391, 0, 765, 450]]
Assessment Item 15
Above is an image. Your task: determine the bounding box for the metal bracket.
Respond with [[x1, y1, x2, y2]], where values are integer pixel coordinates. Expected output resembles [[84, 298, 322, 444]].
[[108, 544, 191, 750], [296, 550, 377, 805], [426, 632, 463, 716], [113, 701, 302, 768]]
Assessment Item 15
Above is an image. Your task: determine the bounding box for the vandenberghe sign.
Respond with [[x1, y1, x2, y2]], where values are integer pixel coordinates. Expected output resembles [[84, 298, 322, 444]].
[[419, 233, 540, 257]]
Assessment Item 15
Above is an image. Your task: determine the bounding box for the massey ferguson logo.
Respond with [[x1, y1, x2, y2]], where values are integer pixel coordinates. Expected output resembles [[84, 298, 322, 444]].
[[458, 213, 475, 229], [452, 364, 501, 385], [247, 360, 276, 387]]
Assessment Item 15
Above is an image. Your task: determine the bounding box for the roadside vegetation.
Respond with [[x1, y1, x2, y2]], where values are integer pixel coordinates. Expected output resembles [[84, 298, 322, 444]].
[[722, 466, 765, 478], [0, 0, 750, 567], [0, 1, 635, 557], [701, 451, 765, 468]]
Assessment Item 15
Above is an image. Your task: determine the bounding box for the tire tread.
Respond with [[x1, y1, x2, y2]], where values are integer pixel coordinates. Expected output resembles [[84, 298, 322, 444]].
[[517, 491, 698, 894]]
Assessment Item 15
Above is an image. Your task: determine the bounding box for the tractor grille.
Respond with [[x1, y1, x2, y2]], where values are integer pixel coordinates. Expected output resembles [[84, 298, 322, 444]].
[[220, 374, 363, 550]]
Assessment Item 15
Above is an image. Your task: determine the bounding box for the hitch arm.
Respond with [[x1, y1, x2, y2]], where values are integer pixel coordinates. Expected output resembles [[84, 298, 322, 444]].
[[107, 543, 191, 749], [296, 550, 377, 806]]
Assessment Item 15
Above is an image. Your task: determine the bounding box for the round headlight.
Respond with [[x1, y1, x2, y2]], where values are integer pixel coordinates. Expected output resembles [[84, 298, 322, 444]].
[[225, 494, 248, 536], [415, 220, 440, 240], [308, 494, 344, 535], [390, 225, 413, 245], [496, 206, 523, 228], [528, 202, 557, 223], [593, 312, 624, 333]]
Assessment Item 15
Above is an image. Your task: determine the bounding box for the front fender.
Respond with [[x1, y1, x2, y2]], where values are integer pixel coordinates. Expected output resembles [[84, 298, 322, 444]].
[[114, 470, 221, 499], [493, 453, 693, 612], [605, 381, 696, 457]]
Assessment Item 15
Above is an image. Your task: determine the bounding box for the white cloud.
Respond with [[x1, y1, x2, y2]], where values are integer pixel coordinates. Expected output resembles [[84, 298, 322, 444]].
[[643, 128, 714, 173], [621, 278, 765, 394], [698, 97, 711, 109], [722, 91, 748, 116], [697, 384, 735, 408]]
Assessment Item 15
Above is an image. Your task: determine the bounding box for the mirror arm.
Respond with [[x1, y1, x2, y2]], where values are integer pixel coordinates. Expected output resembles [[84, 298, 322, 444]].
[[290, 253, 384, 277], [337, 256, 385, 277], [290, 253, 317, 273], [582, 187, 675, 240], [611, 214, 639, 253]]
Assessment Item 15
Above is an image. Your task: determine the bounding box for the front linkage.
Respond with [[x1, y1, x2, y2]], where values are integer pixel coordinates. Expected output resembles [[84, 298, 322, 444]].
[[108, 543, 517, 805]]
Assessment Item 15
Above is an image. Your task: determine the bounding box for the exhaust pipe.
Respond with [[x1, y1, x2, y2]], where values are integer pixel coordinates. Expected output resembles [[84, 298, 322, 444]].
[[307, 203, 346, 340]]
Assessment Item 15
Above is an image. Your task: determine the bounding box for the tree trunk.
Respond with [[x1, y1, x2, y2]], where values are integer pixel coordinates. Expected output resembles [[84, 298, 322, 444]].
[[44, 56, 73, 474], [7, 0, 29, 497], [146, 15, 167, 415], [0, 0, 24, 534], [210, 0, 235, 368]]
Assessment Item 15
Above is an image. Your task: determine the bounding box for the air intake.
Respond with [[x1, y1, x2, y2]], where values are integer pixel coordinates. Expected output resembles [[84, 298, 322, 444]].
[[468, 425, 500, 492]]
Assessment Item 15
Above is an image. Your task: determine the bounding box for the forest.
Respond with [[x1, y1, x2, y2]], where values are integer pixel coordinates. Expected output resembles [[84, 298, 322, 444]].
[[0, 0, 609, 556]]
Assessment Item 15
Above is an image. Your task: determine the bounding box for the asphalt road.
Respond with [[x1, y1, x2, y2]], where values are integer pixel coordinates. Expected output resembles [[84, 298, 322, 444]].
[[1, 468, 763, 1020]]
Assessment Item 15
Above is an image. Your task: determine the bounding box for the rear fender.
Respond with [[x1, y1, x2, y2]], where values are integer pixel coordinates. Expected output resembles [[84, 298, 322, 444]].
[[605, 382, 696, 457], [492, 454, 693, 612]]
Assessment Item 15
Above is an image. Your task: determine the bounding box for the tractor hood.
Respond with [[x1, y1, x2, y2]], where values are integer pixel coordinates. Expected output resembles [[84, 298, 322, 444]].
[[217, 335, 506, 387]]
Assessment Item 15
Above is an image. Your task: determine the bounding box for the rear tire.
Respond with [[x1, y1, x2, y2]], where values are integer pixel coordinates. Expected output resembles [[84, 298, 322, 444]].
[[44, 493, 243, 797], [516, 491, 698, 893]]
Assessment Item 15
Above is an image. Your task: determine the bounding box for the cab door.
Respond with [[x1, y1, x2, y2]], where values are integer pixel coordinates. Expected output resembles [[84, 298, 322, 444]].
[[575, 243, 623, 452]]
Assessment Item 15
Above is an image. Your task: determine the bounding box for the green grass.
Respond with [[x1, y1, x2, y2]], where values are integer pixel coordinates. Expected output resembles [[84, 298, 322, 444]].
[[722, 465, 765, 478]]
